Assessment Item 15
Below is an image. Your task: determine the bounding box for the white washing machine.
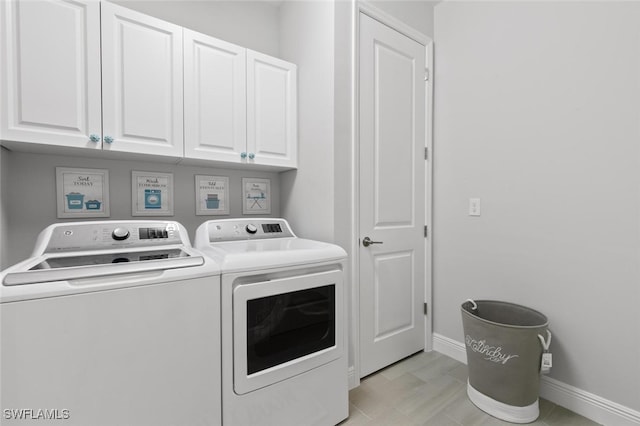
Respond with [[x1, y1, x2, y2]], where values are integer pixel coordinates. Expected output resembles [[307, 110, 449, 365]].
[[194, 218, 348, 426], [0, 220, 221, 426]]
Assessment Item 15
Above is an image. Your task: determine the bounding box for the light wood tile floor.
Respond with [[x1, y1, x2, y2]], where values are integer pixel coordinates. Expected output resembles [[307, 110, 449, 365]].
[[341, 351, 601, 426]]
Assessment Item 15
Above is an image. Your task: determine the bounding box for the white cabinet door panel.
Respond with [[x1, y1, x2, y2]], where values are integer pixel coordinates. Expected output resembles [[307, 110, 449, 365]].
[[184, 29, 246, 163], [247, 50, 297, 168], [0, 0, 101, 149], [101, 2, 183, 158]]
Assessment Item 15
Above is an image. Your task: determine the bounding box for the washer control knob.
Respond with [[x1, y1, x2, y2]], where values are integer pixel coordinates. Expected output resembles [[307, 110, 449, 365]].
[[112, 227, 130, 241], [245, 224, 258, 234]]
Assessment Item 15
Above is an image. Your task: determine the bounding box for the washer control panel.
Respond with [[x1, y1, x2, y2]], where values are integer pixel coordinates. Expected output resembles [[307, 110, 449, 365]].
[[204, 219, 294, 242], [42, 221, 184, 253]]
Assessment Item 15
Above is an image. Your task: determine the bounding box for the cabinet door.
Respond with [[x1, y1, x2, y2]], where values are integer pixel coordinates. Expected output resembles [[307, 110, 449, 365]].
[[0, 0, 102, 149], [101, 2, 183, 158], [247, 50, 297, 169], [183, 29, 246, 164]]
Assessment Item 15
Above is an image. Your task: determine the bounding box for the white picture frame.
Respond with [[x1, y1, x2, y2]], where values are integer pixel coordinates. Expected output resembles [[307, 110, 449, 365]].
[[242, 177, 271, 215], [195, 175, 230, 216], [131, 171, 174, 216], [56, 167, 110, 218]]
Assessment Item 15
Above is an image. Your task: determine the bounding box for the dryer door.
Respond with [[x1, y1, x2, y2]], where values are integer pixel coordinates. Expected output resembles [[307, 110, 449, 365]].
[[232, 268, 344, 395]]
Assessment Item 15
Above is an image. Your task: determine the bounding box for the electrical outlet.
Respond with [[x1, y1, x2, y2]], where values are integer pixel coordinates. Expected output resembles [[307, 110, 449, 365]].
[[469, 198, 481, 216]]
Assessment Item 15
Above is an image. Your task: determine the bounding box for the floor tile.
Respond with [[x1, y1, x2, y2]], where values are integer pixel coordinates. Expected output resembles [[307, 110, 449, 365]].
[[543, 405, 601, 426], [339, 403, 371, 426], [378, 351, 443, 381], [447, 363, 469, 383], [349, 382, 394, 419], [398, 374, 466, 423], [345, 352, 601, 426], [410, 355, 462, 382], [365, 407, 418, 426], [369, 372, 427, 403], [415, 411, 462, 426], [537, 398, 556, 420], [442, 390, 491, 425]]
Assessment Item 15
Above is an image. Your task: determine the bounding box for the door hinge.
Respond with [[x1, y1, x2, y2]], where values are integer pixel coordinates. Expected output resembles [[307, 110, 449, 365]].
[[424, 147, 428, 160], [424, 68, 430, 81], [424, 225, 428, 238], [424, 302, 428, 315]]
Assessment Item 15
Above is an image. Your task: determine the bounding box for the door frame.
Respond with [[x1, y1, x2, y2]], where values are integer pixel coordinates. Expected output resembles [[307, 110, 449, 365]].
[[350, 1, 434, 387]]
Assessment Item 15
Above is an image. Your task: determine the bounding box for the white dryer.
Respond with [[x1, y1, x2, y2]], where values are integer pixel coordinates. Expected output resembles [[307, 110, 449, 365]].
[[0, 221, 221, 426], [195, 218, 348, 426]]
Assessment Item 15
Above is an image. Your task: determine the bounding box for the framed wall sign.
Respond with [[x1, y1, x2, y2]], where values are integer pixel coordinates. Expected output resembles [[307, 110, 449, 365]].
[[131, 171, 174, 216], [242, 177, 271, 215], [56, 167, 110, 218], [195, 175, 229, 216]]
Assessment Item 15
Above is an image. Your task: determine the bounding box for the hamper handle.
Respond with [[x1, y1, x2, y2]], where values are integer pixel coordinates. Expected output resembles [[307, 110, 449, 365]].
[[465, 299, 478, 310], [538, 329, 552, 350]]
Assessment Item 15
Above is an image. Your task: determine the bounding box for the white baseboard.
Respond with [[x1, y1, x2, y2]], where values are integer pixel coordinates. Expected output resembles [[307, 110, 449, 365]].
[[433, 332, 467, 364], [432, 333, 640, 426]]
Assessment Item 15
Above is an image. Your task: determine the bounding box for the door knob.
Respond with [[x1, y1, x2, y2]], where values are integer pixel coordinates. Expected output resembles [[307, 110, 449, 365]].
[[362, 237, 383, 247]]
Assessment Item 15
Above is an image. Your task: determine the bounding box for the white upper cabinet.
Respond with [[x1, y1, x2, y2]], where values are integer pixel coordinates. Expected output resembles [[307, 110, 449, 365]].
[[101, 2, 184, 157], [0, 0, 102, 149], [184, 39, 297, 169], [183, 29, 246, 164], [247, 50, 297, 169], [1, 0, 296, 169]]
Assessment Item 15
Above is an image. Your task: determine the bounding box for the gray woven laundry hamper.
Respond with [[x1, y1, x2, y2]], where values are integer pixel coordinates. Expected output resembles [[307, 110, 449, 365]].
[[461, 300, 550, 424]]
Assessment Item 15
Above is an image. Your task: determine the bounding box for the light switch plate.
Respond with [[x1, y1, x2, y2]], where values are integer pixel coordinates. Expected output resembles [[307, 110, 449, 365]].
[[469, 198, 481, 216]]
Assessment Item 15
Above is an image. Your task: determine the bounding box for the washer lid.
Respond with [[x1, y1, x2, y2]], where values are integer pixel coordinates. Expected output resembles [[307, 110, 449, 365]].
[[2, 220, 212, 287], [197, 238, 347, 273], [2, 248, 204, 286]]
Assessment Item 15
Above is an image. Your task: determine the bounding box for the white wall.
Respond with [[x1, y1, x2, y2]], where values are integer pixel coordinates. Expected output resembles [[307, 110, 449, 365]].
[[2, 151, 280, 268], [434, 1, 640, 414], [279, 1, 335, 243], [112, 0, 280, 57], [368, 0, 437, 38]]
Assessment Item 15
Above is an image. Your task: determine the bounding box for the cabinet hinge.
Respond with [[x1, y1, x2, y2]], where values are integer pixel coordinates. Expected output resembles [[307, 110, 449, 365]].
[[424, 147, 428, 160], [424, 302, 428, 315], [424, 68, 430, 81], [424, 225, 428, 238]]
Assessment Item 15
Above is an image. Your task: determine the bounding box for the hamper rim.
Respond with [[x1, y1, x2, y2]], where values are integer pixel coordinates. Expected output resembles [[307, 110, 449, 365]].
[[461, 299, 548, 329]]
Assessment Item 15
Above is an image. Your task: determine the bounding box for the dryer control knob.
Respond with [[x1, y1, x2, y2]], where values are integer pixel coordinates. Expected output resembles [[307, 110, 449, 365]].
[[112, 227, 130, 241], [245, 224, 258, 234]]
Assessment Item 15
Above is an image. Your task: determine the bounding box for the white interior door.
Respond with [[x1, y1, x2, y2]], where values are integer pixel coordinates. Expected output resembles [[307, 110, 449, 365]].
[[359, 12, 426, 377]]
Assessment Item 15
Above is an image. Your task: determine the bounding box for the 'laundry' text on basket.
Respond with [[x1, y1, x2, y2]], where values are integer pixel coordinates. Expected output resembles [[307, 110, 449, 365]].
[[465, 335, 520, 364]]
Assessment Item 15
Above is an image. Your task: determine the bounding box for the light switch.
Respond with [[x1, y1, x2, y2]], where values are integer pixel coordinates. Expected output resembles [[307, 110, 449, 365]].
[[469, 198, 481, 216]]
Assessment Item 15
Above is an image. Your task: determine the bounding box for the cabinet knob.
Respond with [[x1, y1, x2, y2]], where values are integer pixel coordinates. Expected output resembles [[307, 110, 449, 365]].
[[104, 136, 114, 144], [240, 152, 247, 159], [248, 152, 255, 160], [89, 134, 101, 143]]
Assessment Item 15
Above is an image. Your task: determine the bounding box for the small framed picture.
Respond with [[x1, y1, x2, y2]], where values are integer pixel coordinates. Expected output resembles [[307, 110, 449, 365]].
[[195, 175, 229, 216], [56, 167, 110, 218], [131, 171, 174, 216], [242, 177, 271, 215]]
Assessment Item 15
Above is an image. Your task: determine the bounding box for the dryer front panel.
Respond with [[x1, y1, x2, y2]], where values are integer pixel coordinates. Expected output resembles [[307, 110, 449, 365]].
[[232, 268, 344, 395]]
